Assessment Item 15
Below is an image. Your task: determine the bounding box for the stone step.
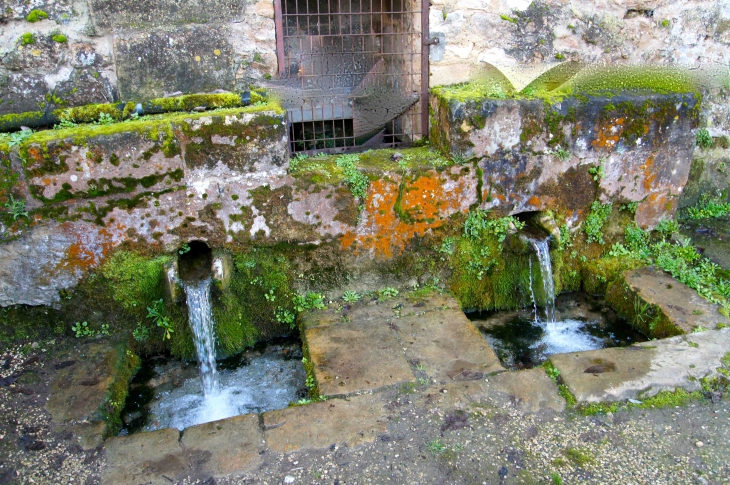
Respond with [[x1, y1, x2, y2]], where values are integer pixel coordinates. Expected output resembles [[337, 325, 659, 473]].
[[549, 327, 730, 403], [606, 266, 730, 338]]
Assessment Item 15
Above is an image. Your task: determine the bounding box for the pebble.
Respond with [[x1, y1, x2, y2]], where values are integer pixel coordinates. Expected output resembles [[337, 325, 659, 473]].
[[695, 441, 704, 447], [284, 476, 295, 483]]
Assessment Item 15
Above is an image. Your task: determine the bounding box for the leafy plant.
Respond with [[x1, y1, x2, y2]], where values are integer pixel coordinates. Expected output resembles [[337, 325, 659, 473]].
[[620, 201, 638, 214], [54, 117, 78, 129], [464, 210, 524, 244], [9, 129, 34, 146], [3, 195, 29, 220], [71, 321, 94, 338], [427, 440, 446, 455], [584, 201, 612, 244], [342, 291, 361, 303], [437, 236, 455, 258], [132, 324, 150, 342], [293, 292, 326, 312], [336, 154, 369, 200], [554, 146, 571, 161], [147, 299, 173, 340], [588, 161, 605, 181], [96, 112, 115, 125], [696, 128, 712, 149], [686, 192, 730, 220], [377, 287, 399, 300], [451, 152, 469, 165], [178, 243, 191, 255], [275, 307, 296, 328]]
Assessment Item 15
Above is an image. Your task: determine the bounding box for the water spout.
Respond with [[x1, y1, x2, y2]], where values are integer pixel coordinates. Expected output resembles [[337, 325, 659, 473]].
[[183, 278, 220, 396], [526, 236, 556, 325]]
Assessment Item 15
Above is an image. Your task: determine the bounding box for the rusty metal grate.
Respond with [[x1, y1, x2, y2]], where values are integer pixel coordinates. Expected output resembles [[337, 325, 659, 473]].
[[272, 0, 428, 154]]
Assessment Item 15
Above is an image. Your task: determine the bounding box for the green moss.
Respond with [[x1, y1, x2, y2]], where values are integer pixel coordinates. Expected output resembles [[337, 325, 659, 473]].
[[51, 33, 68, 43], [25, 9, 49, 22], [555, 66, 697, 96], [582, 255, 644, 295], [101, 345, 141, 437], [101, 251, 170, 310], [20, 32, 36, 46]]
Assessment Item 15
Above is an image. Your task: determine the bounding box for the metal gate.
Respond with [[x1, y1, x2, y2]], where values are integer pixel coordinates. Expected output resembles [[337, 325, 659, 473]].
[[273, 0, 428, 154]]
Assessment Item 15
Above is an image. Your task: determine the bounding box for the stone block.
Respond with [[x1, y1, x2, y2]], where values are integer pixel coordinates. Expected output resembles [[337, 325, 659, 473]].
[[102, 428, 189, 485], [90, 0, 246, 32], [180, 413, 264, 477], [262, 393, 388, 453], [549, 328, 730, 403]]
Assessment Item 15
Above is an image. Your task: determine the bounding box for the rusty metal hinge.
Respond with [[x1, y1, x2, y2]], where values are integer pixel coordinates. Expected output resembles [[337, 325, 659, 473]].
[[424, 37, 440, 46]]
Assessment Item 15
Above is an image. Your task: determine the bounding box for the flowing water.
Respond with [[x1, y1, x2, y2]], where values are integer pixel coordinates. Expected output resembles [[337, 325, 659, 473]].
[[184, 278, 220, 396], [468, 234, 646, 369]]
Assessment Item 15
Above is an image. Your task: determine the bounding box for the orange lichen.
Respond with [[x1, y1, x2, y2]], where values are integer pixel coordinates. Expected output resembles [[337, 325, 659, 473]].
[[56, 224, 116, 276], [640, 154, 657, 192], [341, 171, 471, 258], [592, 118, 623, 150]]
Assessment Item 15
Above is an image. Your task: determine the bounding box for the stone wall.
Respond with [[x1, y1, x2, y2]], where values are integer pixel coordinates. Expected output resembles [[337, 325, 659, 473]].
[[0, 0, 277, 114]]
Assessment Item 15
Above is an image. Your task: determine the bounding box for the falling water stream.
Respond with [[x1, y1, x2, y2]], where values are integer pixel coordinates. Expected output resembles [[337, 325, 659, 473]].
[[183, 278, 220, 396]]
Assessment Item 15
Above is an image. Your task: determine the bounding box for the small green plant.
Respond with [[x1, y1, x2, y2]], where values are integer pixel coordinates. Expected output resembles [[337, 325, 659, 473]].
[[696, 128, 712, 149], [565, 447, 593, 466], [51, 33, 68, 43], [54, 117, 78, 129], [178, 243, 191, 255], [555, 53, 565, 60], [584, 201, 612, 244], [336, 154, 369, 200], [620, 201, 638, 214], [543, 360, 560, 381], [9, 129, 34, 146], [633, 296, 652, 326], [660, 19, 671, 28], [558, 224, 573, 251], [96, 112, 115, 125], [3, 195, 29, 220], [342, 291, 361, 303], [588, 160, 605, 181], [275, 307, 296, 328], [427, 440, 446, 455], [451, 152, 469, 165], [20, 32, 36, 46], [500, 14, 518, 24], [656, 218, 680, 237], [71, 321, 94, 338], [551, 472, 563, 485], [293, 292, 326, 312], [132, 324, 150, 342], [147, 299, 173, 340], [437, 236, 455, 258], [686, 192, 730, 219], [26, 9, 49, 22], [692, 325, 708, 333], [554, 146, 571, 161], [377, 287, 399, 300]]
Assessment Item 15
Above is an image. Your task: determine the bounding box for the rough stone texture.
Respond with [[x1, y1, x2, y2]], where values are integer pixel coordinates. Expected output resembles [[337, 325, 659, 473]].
[[397, 294, 504, 383], [262, 393, 388, 453], [431, 92, 699, 228], [678, 147, 730, 210], [422, 368, 565, 413], [180, 413, 264, 477], [606, 267, 730, 337], [90, 0, 246, 32], [550, 327, 730, 403], [680, 218, 730, 270], [0, 222, 115, 307], [304, 301, 416, 396], [102, 428, 189, 485], [46, 341, 126, 450]]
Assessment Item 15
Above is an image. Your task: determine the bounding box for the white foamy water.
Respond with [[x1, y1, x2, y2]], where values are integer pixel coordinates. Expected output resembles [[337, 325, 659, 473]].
[[145, 352, 306, 431], [532, 318, 604, 355]]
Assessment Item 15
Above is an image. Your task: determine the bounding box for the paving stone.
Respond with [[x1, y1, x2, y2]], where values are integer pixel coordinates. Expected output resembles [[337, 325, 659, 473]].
[[397, 294, 504, 383], [262, 393, 388, 454], [102, 428, 188, 485], [418, 368, 564, 413], [550, 328, 730, 402], [180, 413, 264, 477], [304, 301, 415, 396]]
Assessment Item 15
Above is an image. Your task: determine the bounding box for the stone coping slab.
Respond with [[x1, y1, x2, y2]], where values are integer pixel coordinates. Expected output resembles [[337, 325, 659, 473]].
[[550, 328, 730, 403], [304, 301, 415, 396], [180, 413, 264, 477], [103, 427, 189, 485], [397, 297, 504, 383], [262, 393, 388, 454]]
